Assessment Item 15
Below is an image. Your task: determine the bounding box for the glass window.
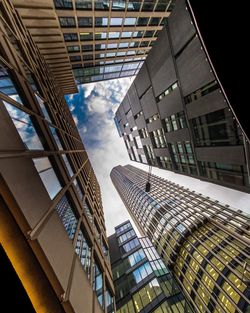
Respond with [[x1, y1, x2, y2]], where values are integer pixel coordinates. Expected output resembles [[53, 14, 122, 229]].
[[110, 18, 123, 26], [94, 262, 104, 307], [105, 64, 122, 73], [107, 43, 118, 49], [118, 229, 136, 244], [49, 126, 63, 150], [116, 222, 131, 234], [75, 229, 91, 277], [67, 45, 80, 53], [75, 0, 91, 9], [55, 195, 78, 240], [119, 42, 129, 48], [95, 17, 108, 26], [82, 44, 92, 51], [121, 238, 140, 254], [35, 94, 51, 122], [83, 199, 93, 224], [108, 32, 120, 39], [128, 249, 146, 267], [149, 17, 161, 26], [124, 17, 136, 26], [80, 32, 93, 40], [122, 31, 132, 38], [70, 55, 81, 62], [59, 17, 76, 27], [137, 17, 149, 26], [54, 0, 72, 9], [63, 33, 78, 41], [132, 262, 153, 283], [106, 289, 115, 313], [4, 101, 44, 150], [62, 154, 74, 177], [78, 17, 92, 27], [0, 66, 23, 104], [73, 178, 84, 200], [117, 51, 126, 57], [33, 157, 62, 199]]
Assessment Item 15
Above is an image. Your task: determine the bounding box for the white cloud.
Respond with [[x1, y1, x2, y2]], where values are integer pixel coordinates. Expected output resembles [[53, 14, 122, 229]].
[[73, 115, 79, 126], [75, 76, 250, 237]]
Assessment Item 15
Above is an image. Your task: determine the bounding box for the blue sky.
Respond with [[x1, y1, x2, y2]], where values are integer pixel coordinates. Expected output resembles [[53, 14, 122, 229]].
[[65, 78, 250, 235]]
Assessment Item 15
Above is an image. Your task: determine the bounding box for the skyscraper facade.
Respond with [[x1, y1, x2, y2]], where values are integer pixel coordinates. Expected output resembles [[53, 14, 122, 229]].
[[108, 220, 194, 313], [13, 0, 175, 85], [114, 0, 250, 193], [0, 1, 114, 312], [111, 165, 250, 313]]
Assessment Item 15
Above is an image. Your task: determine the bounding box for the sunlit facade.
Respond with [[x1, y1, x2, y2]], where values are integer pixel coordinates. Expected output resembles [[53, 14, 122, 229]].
[[109, 221, 194, 313], [13, 0, 174, 85], [111, 165, 250, 313], [0, 1, 114, 312], [114, 0, 250, 193]]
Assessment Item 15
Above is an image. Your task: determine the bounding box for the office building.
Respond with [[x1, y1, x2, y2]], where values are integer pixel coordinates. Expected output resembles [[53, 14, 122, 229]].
[[0, 1, 114, 312], [108, 220, 194, 313], [111, 165, 250, 313], [12, 0, 174, 85], [114, 0, 250, 193]]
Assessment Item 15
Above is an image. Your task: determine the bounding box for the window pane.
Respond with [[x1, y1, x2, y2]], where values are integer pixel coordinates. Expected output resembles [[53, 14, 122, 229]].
[[49, 126, 63, 150], [0, 66, 23, 104], [35, 94, 51, 122], [75, 229, 92, 277], [124, 17, 136, 25], [55, 195, 78, 240], [78, 17, 92, 27], [110, 18, 123, 26], [4, 101, 44, 150], [95, 17, 108, 26], [62, 154, 74, 177], [33, 157, 62, 199], [94, 263, 103, 307], [59, 17, 76, 27]]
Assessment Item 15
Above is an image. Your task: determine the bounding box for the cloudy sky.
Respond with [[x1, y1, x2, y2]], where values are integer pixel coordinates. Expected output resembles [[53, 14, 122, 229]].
[[65, 78, 250, 236]]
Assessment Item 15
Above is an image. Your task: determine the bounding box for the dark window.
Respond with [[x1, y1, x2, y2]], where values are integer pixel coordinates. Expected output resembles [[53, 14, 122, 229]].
[[63, 33, 78, 41], [70, 55, 81, 62], [59, 17, 76, 27], [78, 17, 93, 27], [54, 0, 73, 9], [137, 17, 149, 26], [192, 109, 243, 147], [75, 0, 92, 9]]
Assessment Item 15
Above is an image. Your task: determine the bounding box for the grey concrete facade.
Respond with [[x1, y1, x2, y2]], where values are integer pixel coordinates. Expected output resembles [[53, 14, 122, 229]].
[[115, 0, 250, 193]]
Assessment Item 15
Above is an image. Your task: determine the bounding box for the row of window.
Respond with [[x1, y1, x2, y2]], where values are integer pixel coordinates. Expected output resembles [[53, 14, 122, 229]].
[[192, 108, 243, 147], [71, 50, 147, 63], [156, 82, 178, 102], [67, 30, 158, 42], [164, 111, 187, 133], [54, 0, 172, 12], [59, 16, 163, 28]]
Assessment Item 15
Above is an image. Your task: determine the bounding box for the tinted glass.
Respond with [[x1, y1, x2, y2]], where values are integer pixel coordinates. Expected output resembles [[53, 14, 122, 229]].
[[33, 157, 62, 199], [4, 101, 44, 150]]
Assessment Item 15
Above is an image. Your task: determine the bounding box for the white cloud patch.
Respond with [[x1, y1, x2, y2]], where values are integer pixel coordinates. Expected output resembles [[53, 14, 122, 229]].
[[72, 76, 250, 236]]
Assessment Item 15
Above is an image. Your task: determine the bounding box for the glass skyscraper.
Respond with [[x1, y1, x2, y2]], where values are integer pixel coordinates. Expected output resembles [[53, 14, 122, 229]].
[[109, 220, 194, 313], [111, 165, 250, 313]]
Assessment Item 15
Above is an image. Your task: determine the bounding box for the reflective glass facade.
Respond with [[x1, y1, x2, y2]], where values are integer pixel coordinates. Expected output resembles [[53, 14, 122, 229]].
[[109, 221, 194, 313], [111, 165, 250, 313]]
